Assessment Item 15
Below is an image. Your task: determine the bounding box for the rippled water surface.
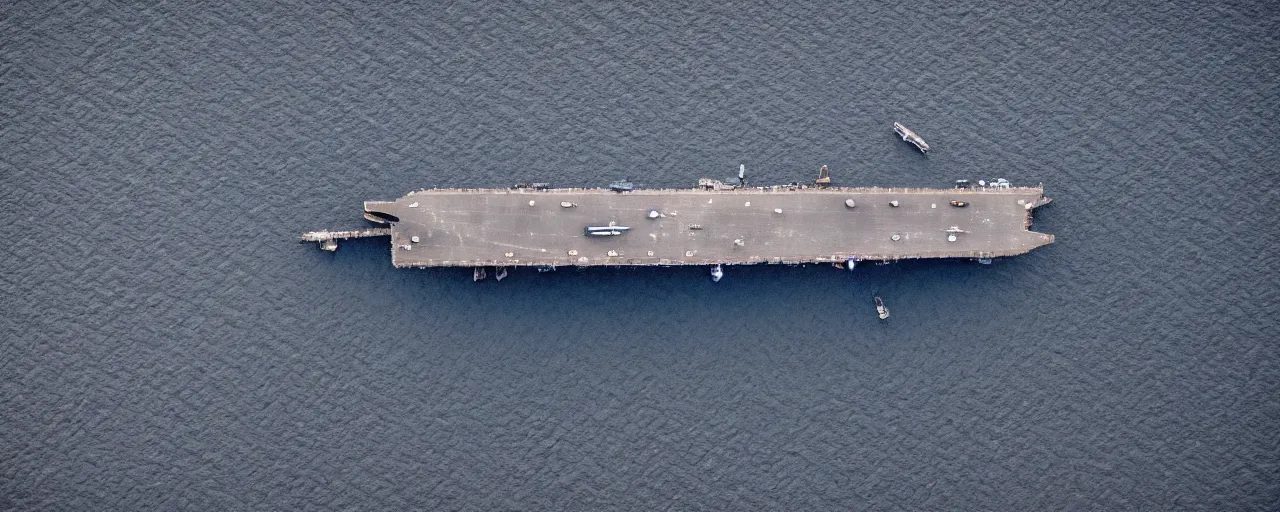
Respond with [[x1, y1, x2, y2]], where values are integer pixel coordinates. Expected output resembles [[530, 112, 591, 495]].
[[3, 0, 1278, 509]]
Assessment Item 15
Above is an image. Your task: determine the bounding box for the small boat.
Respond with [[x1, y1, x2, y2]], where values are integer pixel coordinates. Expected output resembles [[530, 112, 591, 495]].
[[977, 258, 993, 265], [513, 182, 550, 190], [815, 164, 831, 185], [893, 122, 930, 153], [950, 200, 968, 207], [494, 267, 508, 281], [537, 265, 556, 272], [846, 258, 857, 271], [710, 264, 724, 282], [874, 295, 889, 320], [609, 179, 634, 192], [473, 267, 487, 281]]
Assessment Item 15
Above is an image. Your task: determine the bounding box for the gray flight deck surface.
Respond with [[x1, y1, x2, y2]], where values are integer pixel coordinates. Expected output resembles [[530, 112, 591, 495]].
[[357, 186, 1054, 268]]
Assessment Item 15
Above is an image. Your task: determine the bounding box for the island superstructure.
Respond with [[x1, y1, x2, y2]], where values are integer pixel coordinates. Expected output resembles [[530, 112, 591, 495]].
[[302, 179, 1054, 268]]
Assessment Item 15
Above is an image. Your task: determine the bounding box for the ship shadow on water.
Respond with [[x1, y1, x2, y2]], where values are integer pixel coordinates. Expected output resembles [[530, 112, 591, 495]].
[[292, 215, 1055, 362], [300, 235, 1037, 355]]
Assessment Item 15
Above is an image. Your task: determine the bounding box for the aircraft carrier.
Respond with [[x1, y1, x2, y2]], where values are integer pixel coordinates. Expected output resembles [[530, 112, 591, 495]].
[[301, 178, 1054, 269]]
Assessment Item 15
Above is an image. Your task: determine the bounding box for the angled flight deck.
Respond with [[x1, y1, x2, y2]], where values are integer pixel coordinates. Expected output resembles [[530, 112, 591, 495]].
[[326, 184, 1053, 268]]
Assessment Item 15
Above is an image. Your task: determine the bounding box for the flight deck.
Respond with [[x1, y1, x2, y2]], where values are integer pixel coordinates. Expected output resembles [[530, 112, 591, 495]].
[[308, 184, 1054, 268]]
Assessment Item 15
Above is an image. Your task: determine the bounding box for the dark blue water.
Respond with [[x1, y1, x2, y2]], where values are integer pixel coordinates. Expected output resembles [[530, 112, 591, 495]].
[[3, 0, 1278, 509]]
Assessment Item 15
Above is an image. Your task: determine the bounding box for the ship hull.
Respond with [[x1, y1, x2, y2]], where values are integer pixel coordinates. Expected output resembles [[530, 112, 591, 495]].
[[351, 186, 1054, 268]]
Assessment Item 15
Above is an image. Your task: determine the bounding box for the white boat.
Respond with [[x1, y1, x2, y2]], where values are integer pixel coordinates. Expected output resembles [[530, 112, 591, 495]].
[[473, 267, 487, 281], [494, 267, 508, 281], [893, 122, 930, 153], [710, 264, 724, 282], [874, 296, 889, 320]]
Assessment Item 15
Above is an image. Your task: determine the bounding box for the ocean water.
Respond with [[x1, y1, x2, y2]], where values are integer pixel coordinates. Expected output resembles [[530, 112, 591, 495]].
[[2, 0, 1278, 509]]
